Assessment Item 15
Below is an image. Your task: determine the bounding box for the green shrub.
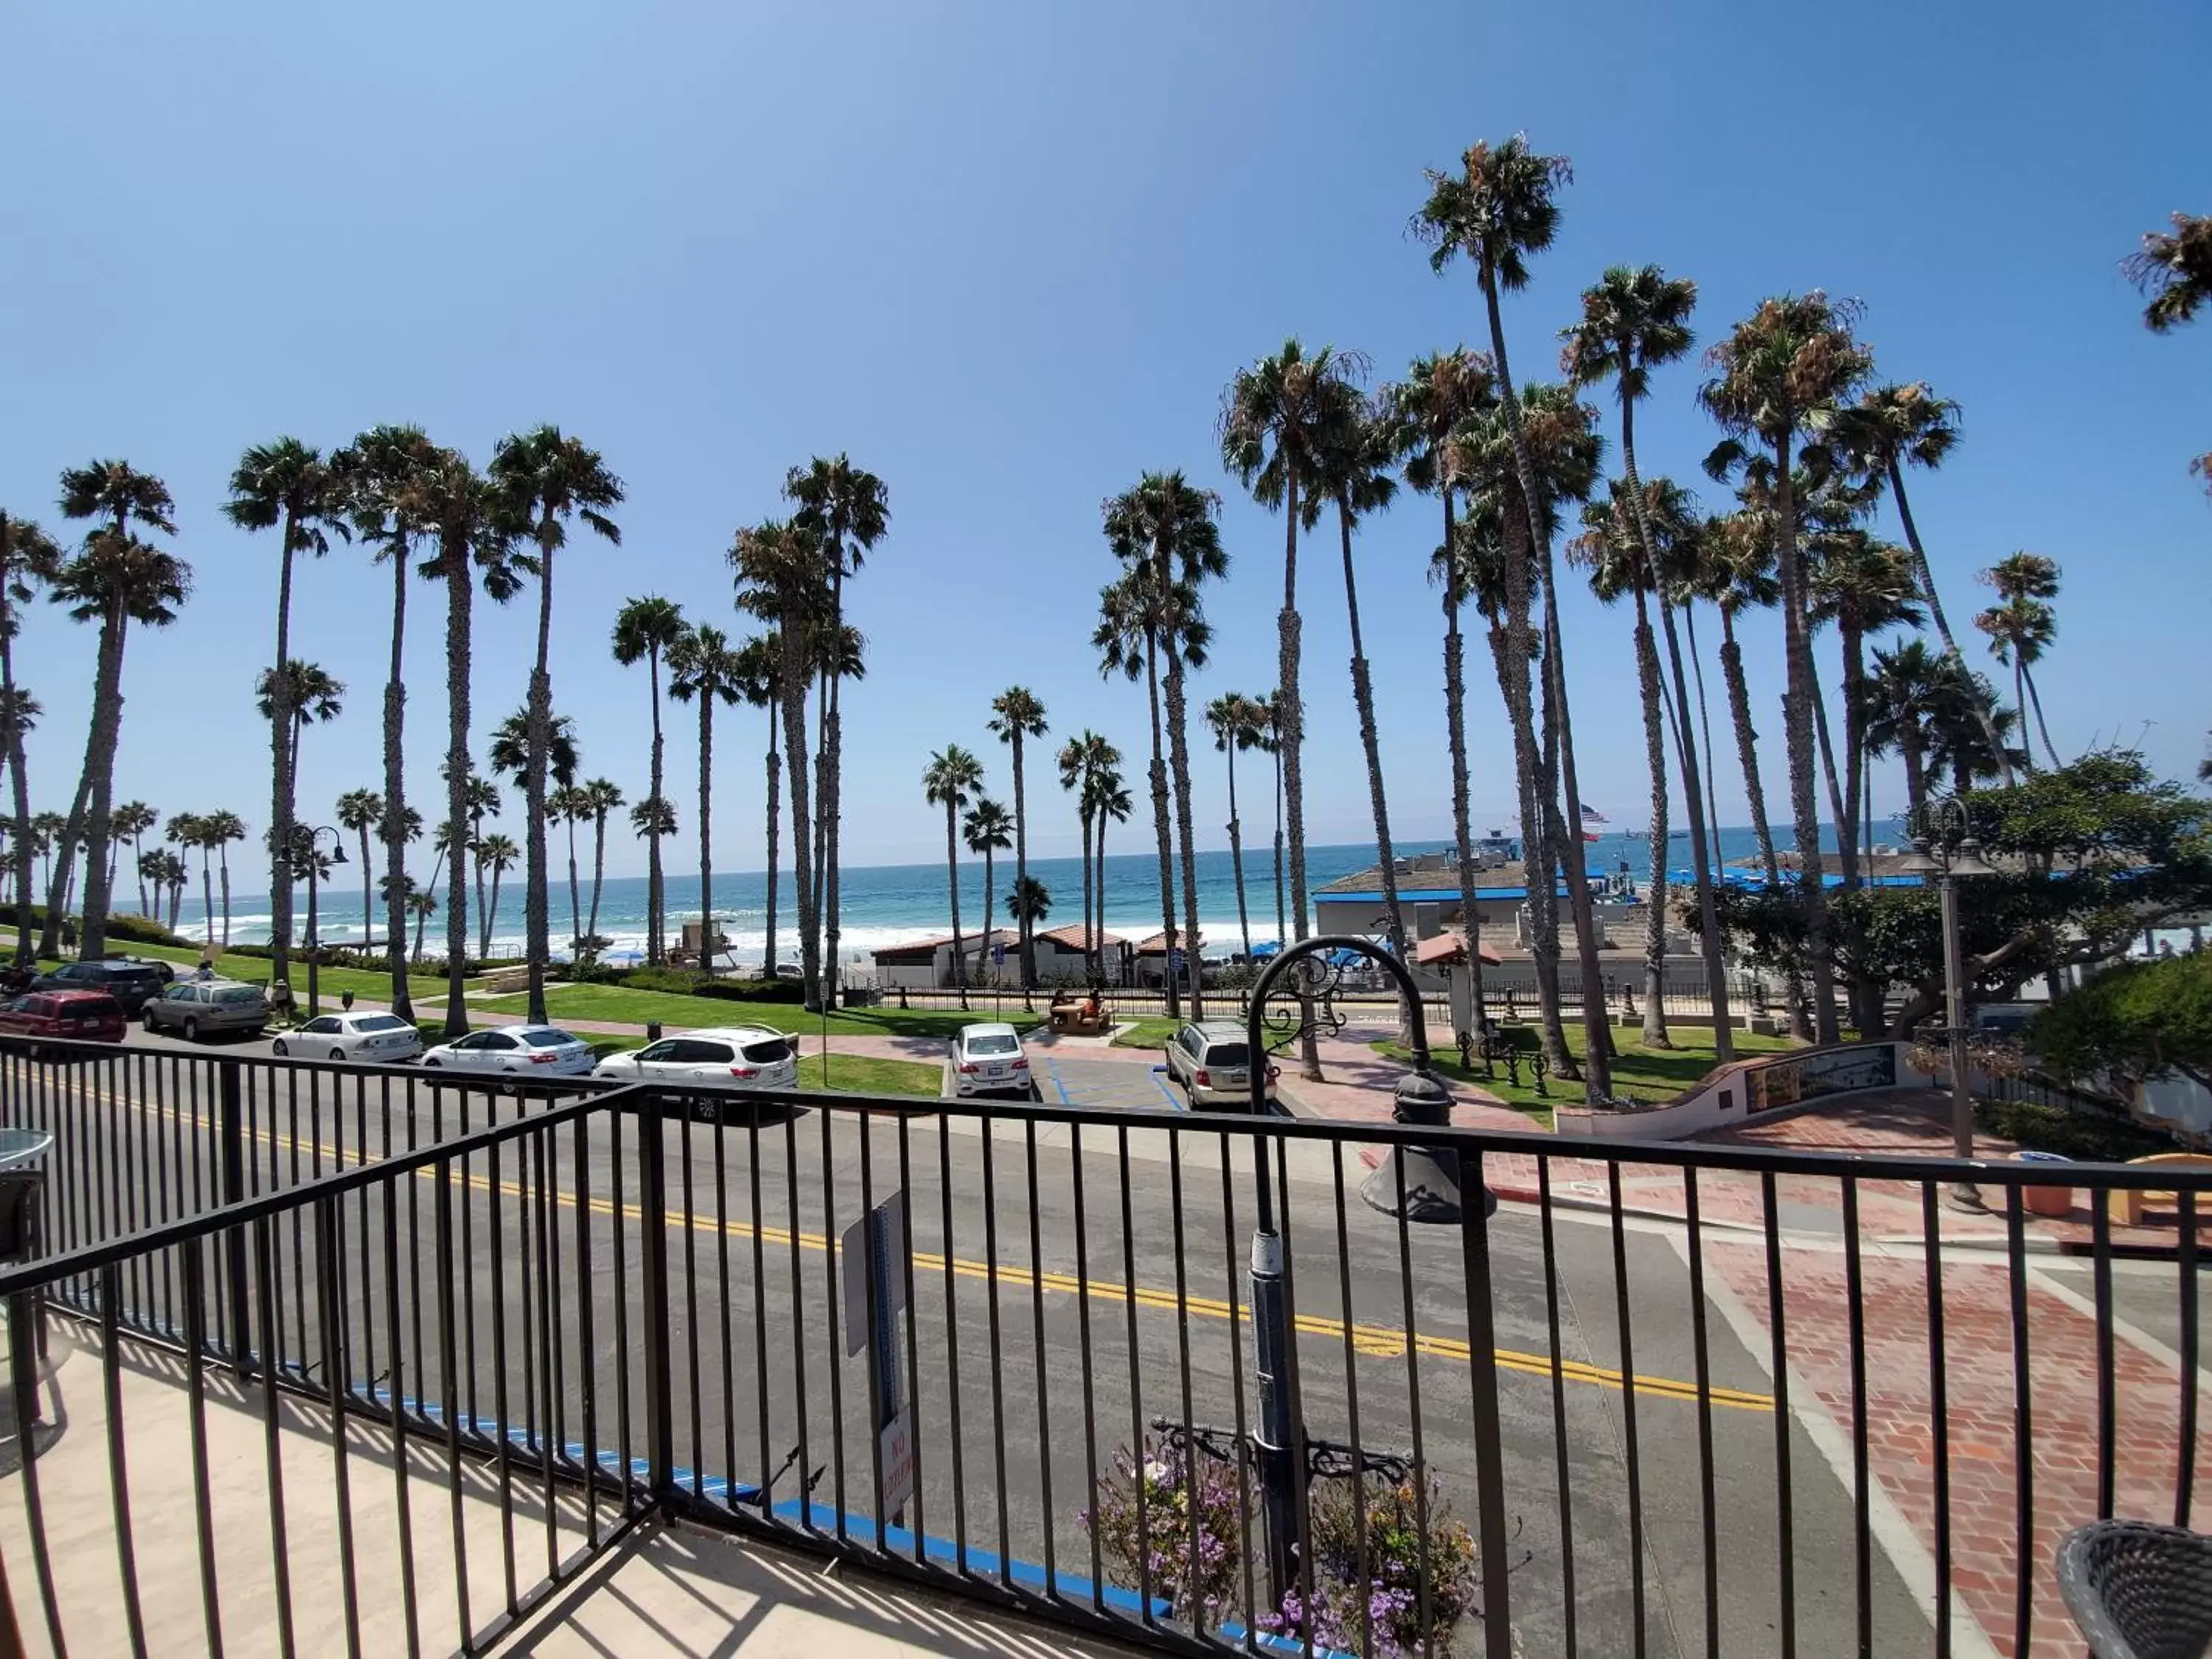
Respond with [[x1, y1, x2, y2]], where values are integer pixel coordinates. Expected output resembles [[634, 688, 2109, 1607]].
[[1975, 1097, 2177, 1162], [0, 905, 189, 950], [616, 967, 805, 1004]]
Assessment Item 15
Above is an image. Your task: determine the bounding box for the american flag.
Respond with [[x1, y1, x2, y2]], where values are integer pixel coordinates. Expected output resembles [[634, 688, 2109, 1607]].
[[1579, 806, 1609, 824]]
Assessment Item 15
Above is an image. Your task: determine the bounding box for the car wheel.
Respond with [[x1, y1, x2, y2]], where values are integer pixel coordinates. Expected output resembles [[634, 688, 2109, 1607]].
[[142, 1011, 158, 1033], [422, 1058, 441, 1068], [330, 1047, 347, 1063], [271, 1037, 288, 1057], [183, 1018, 199, 1043]]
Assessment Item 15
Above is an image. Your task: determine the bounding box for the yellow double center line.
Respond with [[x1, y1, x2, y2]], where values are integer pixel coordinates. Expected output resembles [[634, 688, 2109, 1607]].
[[57, 1077, 1775, 1413]]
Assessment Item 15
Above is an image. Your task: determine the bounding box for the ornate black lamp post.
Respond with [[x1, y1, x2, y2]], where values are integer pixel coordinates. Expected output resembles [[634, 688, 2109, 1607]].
[[1240, 933, 1490, 1603]]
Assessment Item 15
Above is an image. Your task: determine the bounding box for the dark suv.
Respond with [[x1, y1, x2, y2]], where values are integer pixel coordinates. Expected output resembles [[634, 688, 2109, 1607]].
[[34, 958, 171, 1014]]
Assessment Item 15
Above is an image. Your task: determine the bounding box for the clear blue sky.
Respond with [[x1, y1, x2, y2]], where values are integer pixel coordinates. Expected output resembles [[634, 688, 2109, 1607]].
[[1, 0, 2204, 880]]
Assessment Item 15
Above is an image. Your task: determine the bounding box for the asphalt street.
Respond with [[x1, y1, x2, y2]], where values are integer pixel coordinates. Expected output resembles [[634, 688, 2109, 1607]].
[[0, 1035, 1952, 1658]]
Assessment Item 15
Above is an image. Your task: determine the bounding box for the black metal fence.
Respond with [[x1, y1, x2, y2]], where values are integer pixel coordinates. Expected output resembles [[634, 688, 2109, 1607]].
[[0, 1036, 2206, 1658]]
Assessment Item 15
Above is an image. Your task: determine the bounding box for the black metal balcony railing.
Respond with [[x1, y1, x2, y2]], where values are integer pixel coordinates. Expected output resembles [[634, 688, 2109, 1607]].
[[0, 1034, 2204, 1659]]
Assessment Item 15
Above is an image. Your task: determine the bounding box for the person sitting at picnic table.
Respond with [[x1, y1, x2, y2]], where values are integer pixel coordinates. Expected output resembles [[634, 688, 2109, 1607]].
[[1081, 990, 1102, 1023]]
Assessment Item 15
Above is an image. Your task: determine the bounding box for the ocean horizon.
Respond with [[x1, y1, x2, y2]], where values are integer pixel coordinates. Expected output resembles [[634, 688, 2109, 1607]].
[[142, 823, 1909, 964]]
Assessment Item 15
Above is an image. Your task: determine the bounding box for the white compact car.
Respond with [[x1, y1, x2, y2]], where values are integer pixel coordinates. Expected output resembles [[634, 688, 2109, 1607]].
[[950, 1023, 1034, 1099], [418, 1024, 596, 1078], [591, 1026, 801, 1093], [271, 1010, 423, 1064]]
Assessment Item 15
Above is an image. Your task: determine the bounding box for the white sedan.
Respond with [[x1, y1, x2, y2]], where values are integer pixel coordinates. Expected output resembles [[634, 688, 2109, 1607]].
[[419, 1024, 597, 1078], [271, 1010, 424, 1065], [592, 1026, 801, 1093], [950, 1023, 1035, 1099]]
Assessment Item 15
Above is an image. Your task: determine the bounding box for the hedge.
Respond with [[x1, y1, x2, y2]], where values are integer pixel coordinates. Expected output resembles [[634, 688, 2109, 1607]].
[[0, 905, 190, 949], [616, 967, 807, 1004]]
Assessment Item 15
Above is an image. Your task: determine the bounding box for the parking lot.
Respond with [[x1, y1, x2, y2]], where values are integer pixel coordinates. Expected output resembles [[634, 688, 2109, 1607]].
[[1032, 1051, 1186, 1113]]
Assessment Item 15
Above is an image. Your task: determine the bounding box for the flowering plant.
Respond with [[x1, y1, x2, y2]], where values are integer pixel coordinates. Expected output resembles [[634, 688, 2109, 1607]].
[[1081, 1436, 1246, 1627], [1262, 1472, 1482, 1657]]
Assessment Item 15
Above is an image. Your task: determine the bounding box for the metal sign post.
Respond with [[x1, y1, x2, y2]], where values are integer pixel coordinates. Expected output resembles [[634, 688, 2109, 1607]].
[[841, 1191, 914, 1521]]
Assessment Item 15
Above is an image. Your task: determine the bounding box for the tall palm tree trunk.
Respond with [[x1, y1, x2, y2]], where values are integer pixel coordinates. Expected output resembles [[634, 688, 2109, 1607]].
[[645, 651, 666, 965], [1271, 742, 1286, 952], [943, 801, 966, 1003], [1225, 745, 1252, 967], [383, 557, 413, 1020], [268, 515, 299, 996], [822, 561, 847, 1012], [442, 552, 474, 1034], [1772, 448, 1838, 1043], [1888, 459, 2009, 784], [36, 774, 86, 959], [197, 852, 214, 948], [1900, 737, 1927, 815], [1275, 467, 1320, 1078], [588, 811, 609, 946], [218, 849, 233, 949], [133, 830, 149, 919], [1439, 493, 1488, 1033], [1335, 500, 1405, 959], [2010, 657, 2032, 772], [1632, 592, 1671, 1046], [1683, 605, 1724, 872], [1481, 268, 1582, 1077], [776, 617, 818, 1007], [1617, 403, 1732, 1058], [524, 543, 557, 1023], [1, 614, 33, 964], [1011, 734, 1034, 989], [1095, 805, 1111, 985], [697, 698, 715, 974], [1488, 609, 1571, 1068], [981, 846, 995, 988], [74, 609, 131, 961], [1721, 611, 1806, 1038], [355, 823, 373, 946], [1163, 647, 1204, 1019], [1077, 807, 1094, 983], [564, 811, 581, 956], [478, 855, 494, 959], [2023, 667, 2060, 770], [762, 740, 779, 976], [1141, 633, 1180, 1020], [1540, 546, 1614, 1091]]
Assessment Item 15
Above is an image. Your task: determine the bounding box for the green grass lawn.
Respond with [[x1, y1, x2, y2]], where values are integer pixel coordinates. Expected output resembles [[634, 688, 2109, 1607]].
[[1375, 1023, 1799, 1118], [475, 980, 1040, 1039], [795, 1053, 942, 1096], [1110, 1016, 1180, 1051], [121, 940, 465, 1009]]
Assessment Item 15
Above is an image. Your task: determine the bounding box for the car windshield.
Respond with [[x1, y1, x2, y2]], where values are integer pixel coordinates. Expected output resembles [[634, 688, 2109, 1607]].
[[1200, 1041, 1251, 1068], [967, 1034, 1020, 1056], [355, 1015, 408, 1033], [212, 987, 262, 1006], [522, 1029, 576, 1048]]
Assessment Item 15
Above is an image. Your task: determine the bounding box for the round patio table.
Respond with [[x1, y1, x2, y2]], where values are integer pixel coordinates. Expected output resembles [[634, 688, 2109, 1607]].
[[0, 1127, 53, 1171]]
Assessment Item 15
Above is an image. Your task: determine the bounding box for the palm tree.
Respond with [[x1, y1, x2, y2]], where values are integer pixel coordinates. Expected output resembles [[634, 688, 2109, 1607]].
[[0, 512, 61, 961], [488, 708, 580, 799], [48, 526, 190, 960], [139, 848, 186, 933], [165, 813, 212, 943], [611, 597, 687, 968], [1006, 876, 1050, 943], [109, 800, 156, 918], [786, 456, 890, 1013], [474, 832, 519, 958], [1700, 293, 1875, 1044], [1562, 265, 1736, 1057], [1103, 470, 1225, 1015], [459, 771, 501, 961], [1975, 552, 2063, 769], [414, 447, 524, 1030], [580, 779, 625, 954], [1057, 734, 1099, 981], [1809, 531, 1924, 883], [1568, 492, 1674, 1046], [490, 426, 624, 1020], [922, 746, 984, 1005], [1822, 382, 2009, 779], [1220, 340, 1361, 1074], [1382, 349, 1497, 1017], [732, 521, 830, 1006], [963, 797, 1014, 984], [987, 687, 1049, 989], [201, 810, 247, 947], [406, 885, 437, 965], [1416, 137, 1615, 1090], [733, 636, 783, 975], [1694, 510, 1787, 886], [1860, 639, 1951, 814], [1257, 693, 1287, 950], [336, 423, 438, 1018], [30, 811, 63, 905], [48, 461, 180, 960], [1203, 692, 1267, 967], [1310, 381, 1413, 961], [335, 789, 383, 945], [546, 785, 589, 957], [668, 624, 742, 975], [2125, 212, 2212, 333], [1093, 566, 1207, 1019], [1089, 767, 1133, 982], [225, 438, 345, 1001], [1927, 669, 2025, 793], [254, 661, 344, 782]]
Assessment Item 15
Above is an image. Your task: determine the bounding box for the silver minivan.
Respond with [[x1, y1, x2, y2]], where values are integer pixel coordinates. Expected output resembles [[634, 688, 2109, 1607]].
[[1164, 1020, 1277, 1110], [143, 979, 270, 1042]]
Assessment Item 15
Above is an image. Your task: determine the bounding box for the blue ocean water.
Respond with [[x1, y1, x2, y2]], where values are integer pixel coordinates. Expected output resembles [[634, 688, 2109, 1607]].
[[166, 821, 1906, 963]]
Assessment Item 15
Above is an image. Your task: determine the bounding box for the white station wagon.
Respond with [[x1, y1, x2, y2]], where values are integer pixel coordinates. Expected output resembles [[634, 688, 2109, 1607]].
[[271, 1010, 423, 1065]]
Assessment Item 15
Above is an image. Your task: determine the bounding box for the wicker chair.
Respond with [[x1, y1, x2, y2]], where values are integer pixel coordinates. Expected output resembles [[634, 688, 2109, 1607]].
[[2057, 1520, 2212, 1659]]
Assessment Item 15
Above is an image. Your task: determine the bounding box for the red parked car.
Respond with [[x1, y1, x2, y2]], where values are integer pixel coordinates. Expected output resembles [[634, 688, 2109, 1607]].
[[0, 990, 128, 1045]]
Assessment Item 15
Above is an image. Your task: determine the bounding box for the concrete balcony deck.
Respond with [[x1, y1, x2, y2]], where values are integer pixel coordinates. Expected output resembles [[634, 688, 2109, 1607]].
[[0, 1324, 1147, 1658]]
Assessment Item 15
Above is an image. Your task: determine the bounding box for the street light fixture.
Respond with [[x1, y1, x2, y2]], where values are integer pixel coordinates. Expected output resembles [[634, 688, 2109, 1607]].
[[301, 826, 349, 1019], [1905, 796, 1997, 1209]]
